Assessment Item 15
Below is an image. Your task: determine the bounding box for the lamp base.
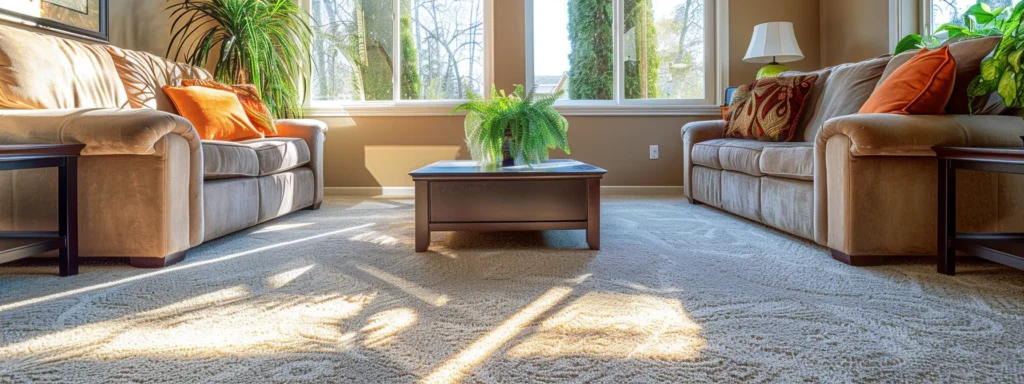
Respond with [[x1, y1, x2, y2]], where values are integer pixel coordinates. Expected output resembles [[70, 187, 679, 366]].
[[756, 63, 789, 79]]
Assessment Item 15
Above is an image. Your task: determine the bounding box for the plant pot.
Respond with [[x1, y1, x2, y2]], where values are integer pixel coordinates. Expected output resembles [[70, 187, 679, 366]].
[[502, 128, 515, 167]]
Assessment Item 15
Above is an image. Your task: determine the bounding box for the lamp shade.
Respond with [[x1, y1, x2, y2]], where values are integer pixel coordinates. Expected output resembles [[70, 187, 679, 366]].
[[743, 22, 804, 64]]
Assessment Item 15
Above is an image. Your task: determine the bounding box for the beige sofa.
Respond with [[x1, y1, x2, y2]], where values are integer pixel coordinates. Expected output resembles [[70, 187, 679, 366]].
[[0, 26, 326, 267], [683, 37, 1024, 265]]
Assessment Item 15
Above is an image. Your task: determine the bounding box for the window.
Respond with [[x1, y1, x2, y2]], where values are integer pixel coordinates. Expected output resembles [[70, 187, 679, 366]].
[[527, 0, 717, 108], [309, 0, 489, 106], [927, 0, 1022, 33]]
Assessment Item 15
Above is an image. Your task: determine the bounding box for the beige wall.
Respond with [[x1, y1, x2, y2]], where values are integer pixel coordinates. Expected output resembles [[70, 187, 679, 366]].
[[729, 0, 821, 86], [95, 0, 851, 188], [820, 0, 891, 67]]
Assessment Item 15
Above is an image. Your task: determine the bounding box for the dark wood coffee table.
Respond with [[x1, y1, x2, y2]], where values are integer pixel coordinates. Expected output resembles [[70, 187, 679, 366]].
[[935, 146, 1024, 275], [409, 159, 607, 252]]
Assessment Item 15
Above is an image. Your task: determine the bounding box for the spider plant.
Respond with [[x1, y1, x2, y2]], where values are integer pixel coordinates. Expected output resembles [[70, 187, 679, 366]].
[[453, 85, 570, 167], [166, 0, 312, 118]]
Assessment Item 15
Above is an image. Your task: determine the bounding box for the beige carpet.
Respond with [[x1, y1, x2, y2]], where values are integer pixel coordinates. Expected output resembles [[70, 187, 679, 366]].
[[1, 196, 1023, 383]]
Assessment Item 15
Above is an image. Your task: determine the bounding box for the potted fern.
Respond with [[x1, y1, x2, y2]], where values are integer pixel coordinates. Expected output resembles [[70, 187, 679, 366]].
[[166, 0, 311, 118], [453, 85, 571, 167]]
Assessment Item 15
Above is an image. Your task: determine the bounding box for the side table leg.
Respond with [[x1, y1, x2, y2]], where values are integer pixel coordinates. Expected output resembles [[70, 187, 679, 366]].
[[937, 159, 955, 276], [59, 157, 79, 276], [587, 178, 600, 250], [415, 180, 429, 252]]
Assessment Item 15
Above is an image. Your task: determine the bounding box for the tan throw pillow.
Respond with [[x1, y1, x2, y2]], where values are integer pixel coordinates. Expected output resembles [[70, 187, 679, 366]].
[[725, 74, 819, 142]]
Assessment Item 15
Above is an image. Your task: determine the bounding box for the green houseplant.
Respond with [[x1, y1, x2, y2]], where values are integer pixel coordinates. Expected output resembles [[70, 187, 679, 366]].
[[166, 0, 312, 118], [453, 85, 570, 167], [894, 3, 1012, 55], [968, 2, 1024, 113]]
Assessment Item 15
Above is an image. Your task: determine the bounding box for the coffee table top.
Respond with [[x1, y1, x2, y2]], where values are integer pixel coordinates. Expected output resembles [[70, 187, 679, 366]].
[[933, 146, 1024, 163], [410, 159, 606, 178]]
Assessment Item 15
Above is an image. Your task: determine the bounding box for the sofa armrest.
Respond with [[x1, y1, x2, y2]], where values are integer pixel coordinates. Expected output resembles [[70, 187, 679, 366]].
[[275, 119, 328, 205], [0, 108, 199, 155], [681, 119, 726, 146], [817, 114, 1024, 157], [681, 120, 725, 200], [0, 108, 205, 253]]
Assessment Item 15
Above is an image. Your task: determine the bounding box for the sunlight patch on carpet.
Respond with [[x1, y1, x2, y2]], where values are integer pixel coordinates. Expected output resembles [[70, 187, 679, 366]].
[[362, 308, 419, 348], [420, 286, 574, 384], [0, 223, 375, 313], [1, 290, 377, 359], [252, 223, 314, 234], [357, 264, 449, 306], [267, 264, 315, 289], [507, 292, 705, 360]]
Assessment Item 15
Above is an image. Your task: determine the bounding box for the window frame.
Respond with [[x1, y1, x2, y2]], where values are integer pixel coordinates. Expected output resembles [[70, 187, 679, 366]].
[[914, 0, 1022, 43], [524, 0, 728, 116], [303, 0, 494, 116]]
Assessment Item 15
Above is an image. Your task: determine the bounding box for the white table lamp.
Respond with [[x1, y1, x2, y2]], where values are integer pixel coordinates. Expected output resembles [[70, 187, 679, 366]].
[[744, 22, 804, 79]]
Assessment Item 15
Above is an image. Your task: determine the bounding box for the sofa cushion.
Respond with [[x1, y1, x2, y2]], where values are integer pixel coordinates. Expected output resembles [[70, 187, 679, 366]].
[[257, 167, 315, 222], [691, 141, 723, 169], [790, 67, 833, 141], [760, 143, 814, 180], [946, 36, 1004, 115], [799, 56, 891, 141], [692, 139, 812, 180], [105, 46, 213, 113], [202, 140, 260, 179], [0, 25, 128, 109], [241, 137, 311, 176]]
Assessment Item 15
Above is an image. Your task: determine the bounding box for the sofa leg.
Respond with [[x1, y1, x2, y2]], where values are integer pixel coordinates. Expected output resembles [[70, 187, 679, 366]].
[[308, 202, 322, 210], [130, 250, 187, 268], [830, 249, 887, 266], [687, 197, 701, 205]]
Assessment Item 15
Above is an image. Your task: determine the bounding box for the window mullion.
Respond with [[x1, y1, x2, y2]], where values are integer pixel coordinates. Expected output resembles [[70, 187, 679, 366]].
[[613, 0, 624, 106], [393, 0, 401, 104]]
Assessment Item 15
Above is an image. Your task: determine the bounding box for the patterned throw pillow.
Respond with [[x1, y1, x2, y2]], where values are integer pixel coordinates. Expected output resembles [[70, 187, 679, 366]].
[[724, 74, 818, 142], [181, 79, 278, 136]]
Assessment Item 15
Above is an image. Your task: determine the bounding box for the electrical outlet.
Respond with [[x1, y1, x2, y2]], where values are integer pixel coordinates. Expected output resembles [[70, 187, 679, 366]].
[[649, 145, 659, 160]]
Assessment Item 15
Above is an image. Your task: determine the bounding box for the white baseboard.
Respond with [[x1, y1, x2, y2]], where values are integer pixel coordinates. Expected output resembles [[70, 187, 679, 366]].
[[325, 186, 683, 197]]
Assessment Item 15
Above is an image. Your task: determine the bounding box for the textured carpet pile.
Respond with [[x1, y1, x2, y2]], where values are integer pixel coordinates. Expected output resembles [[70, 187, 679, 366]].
[[1, 196, 1023, 383]]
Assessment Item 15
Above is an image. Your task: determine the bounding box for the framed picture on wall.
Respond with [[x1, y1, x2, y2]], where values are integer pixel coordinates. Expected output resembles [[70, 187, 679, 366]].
[[0, 0, 108, 42]]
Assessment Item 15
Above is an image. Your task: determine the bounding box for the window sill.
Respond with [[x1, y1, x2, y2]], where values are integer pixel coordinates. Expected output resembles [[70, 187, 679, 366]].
[[303, 104, 722, 117]]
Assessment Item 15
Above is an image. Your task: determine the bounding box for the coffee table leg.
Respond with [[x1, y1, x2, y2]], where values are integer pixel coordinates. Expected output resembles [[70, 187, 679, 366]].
[[59, 157, 78, 276], [937, 158, 956, 275], [587, 178, 600, 250], [415, 180, 429, 252]]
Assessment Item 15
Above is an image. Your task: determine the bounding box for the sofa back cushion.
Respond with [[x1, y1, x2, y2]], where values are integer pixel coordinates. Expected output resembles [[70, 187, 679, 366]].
[[946, 37, 1003, 114], [788, 67, 832, 141], [797, 56, 891, 142], [0, 25, 128, 109], [104, 46, 213, 113]]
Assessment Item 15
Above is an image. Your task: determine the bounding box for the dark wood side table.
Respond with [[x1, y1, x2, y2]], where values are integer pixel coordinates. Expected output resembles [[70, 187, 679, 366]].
[[0, 144, 83, 276], [409, 159, 607, 252], [935, 146, 1024, 275]]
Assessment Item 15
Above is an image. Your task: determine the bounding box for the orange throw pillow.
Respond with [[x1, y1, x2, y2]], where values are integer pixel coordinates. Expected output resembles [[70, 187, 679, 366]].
[[181, 79, 278, 136], [163, 85, 264, 141], [859, 46, 956, 115]]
